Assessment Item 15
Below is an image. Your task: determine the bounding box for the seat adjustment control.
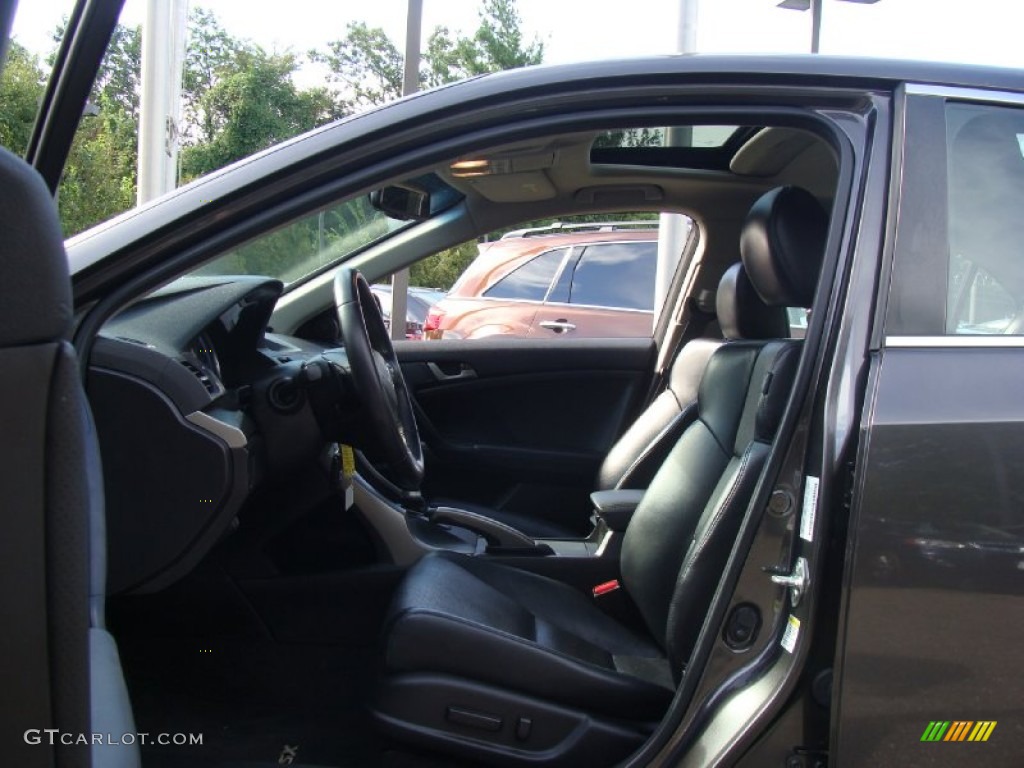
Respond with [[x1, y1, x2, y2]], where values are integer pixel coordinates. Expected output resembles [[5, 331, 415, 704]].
[[515, 716, 532, 741], [446, 705, 502, 732]]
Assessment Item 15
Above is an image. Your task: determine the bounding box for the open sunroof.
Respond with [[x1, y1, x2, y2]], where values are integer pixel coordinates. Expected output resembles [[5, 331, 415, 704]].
[[590, 126, 759, 170]]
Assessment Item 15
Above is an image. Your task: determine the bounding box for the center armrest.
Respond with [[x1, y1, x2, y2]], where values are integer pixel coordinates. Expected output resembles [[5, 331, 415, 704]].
[[590, 489, 645, 532]]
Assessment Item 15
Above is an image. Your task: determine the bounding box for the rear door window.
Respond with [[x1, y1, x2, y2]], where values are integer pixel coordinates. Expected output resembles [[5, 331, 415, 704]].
[[945, 102, 1024, 334], [567, 242, 658, 311]]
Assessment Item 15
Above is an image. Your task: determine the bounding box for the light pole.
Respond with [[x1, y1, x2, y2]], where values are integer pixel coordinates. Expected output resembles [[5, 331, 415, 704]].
[[390, 0, 423, 341], [777, 0, 881, 54], [655, 0, 699, 328], [138, 0, 187, 205]]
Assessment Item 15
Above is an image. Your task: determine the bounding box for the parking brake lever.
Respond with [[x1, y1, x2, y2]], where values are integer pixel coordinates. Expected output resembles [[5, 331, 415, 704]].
[[429, 506, 538, 549]]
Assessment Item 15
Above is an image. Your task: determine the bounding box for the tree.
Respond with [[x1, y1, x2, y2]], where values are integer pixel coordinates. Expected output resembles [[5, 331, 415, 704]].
[[182, 8, 253, 145], [313, 0, 543, 112], [313, 0, 544, 288], [423, 0, 543, 87], [37, 9, 341, 232], [58, 92, 139, 236], [409, 241, 478, 289], [180, 49, 339, 181], [0, 41, 46, 156], [92, 22, 142, 123], [309, 22, 405, 112]]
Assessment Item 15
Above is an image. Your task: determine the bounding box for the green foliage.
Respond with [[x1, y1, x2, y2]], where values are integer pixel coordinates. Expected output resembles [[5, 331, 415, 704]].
[[315, 0, 544, 111], [93, 23, 142, 122], [309, 22, 405, 111], [592, 127, 665, 148], [0, 41, 45, 156], [424, 0, 543, 85], [54, 24, 143, 235], [1, 0, 543, 243], [58, 92, 139, 236], [410, 241, 479, 290], [198, 194, 389, 281], [183, 7, 251, 144], [180, 49, 339, 182]]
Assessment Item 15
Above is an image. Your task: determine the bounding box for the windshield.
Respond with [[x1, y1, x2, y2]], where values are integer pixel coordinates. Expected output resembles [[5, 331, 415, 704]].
[[193, 194, 406, 285]]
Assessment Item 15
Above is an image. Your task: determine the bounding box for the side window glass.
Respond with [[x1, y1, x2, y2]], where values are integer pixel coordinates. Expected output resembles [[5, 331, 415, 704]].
[[948, 258, 1017, 334], [568, 242, 658, 311], [946, 103, 1024, 334], [483, 248, 564, 301], [787, 307, 809, 338]]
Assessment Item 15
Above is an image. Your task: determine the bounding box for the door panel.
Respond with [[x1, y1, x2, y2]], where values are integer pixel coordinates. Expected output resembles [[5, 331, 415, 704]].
[[836, 347, 1024, 766], [395, 337, 656, 533], [835, 92, 1024, 766]]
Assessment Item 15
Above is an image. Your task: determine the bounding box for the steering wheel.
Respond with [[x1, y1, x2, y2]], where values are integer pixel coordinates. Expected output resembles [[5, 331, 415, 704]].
[[334, 268, 424, 492]]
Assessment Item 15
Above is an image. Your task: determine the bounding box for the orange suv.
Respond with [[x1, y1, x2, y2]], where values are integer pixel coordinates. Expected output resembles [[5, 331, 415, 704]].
[[424, 223, 660, 339]]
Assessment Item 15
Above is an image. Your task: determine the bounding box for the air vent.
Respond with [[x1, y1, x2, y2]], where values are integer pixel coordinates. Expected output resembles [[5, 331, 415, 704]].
[[180, 360, 219, 396]]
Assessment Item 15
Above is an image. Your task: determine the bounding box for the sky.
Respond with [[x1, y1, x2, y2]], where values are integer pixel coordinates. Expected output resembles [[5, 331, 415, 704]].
[[11, 0, 1024, 84]]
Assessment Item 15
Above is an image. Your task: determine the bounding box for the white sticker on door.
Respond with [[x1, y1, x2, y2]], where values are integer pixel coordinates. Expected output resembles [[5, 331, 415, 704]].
[[800, 476, 819, 542], [781, 614, 801, 654]]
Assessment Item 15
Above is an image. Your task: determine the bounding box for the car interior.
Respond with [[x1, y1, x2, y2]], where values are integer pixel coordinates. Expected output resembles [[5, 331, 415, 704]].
[[6, 113, 842, 768]]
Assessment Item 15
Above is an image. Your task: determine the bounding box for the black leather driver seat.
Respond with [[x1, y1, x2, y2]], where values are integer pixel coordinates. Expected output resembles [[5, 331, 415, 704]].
[[0, 148, 140, 767], [375, 187, 828, 766]]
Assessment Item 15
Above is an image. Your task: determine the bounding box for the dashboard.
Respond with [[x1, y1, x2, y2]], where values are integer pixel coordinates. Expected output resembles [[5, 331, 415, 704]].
[[90, 276, 340, 594]]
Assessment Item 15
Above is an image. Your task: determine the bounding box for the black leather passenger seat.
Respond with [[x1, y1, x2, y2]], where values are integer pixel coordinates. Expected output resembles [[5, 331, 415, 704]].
[[435, 241, 792, 539], [374, 186, 829, 767]]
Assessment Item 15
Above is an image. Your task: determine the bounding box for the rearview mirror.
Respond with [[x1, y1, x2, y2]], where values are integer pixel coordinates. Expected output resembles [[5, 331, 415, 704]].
[[370, 184, 431, 221]]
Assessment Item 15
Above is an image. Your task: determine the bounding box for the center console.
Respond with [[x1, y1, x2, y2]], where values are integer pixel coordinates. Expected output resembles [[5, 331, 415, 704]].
[[353, 478, 643, 589]]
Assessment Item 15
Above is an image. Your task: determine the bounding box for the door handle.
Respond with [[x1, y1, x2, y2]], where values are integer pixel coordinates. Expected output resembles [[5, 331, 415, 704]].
[[427, 362, 477, 382], [538, 319, 576, 333]]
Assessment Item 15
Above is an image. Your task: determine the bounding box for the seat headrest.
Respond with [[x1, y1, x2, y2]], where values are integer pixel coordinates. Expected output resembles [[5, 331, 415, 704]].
[[739, 186, 828, 308], [715, 263, 790, 340], [0, 149, 72, 346]]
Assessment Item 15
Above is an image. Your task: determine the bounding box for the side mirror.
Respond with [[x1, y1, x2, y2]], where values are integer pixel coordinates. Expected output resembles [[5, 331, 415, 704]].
[[370, 183, 431, 221]]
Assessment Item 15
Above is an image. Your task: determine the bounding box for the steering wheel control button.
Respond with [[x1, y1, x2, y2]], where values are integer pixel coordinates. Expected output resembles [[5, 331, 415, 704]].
[[446, 706, 503, 733]]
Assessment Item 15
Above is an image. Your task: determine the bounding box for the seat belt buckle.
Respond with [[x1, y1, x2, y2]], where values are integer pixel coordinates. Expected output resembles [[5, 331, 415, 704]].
[[592, 579, 620, 598]]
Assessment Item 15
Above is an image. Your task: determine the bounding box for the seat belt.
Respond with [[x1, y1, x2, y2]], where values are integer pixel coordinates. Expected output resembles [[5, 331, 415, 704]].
[[640, 289, 718, 410]]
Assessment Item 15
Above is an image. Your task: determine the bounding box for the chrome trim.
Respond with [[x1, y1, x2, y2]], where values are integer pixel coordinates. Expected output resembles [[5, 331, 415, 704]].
[[905, 83, 1024, 108], [542, 245, 577, 303], [538, 320, 577, 332], [185, 411, 248, 448], [449, 292, 655, 315], [886, 335, 1024, 349], [426, 362, 477, 382], [594, 529, 614, 557]]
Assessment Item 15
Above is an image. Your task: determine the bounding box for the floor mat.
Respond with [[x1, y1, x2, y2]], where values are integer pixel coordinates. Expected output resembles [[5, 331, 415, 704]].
[[116, 631, 383, 767]]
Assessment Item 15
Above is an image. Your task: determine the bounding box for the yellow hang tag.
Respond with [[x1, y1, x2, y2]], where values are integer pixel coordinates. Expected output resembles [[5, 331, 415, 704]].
[[340, 444, 356, 480]]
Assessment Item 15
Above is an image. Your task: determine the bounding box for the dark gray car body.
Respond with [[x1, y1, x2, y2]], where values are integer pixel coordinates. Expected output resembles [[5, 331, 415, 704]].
[[8, 10, 1022, 760]]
